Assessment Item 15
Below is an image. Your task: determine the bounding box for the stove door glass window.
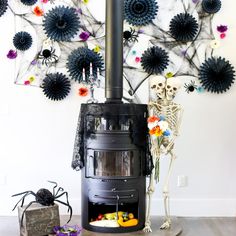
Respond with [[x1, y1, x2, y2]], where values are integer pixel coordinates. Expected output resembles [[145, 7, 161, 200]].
[[87, 150, 140, 177]]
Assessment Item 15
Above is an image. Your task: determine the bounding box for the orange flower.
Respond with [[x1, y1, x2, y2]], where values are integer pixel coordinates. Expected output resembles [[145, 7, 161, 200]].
[[149, 126, 158, 135], [149, 126, 163, 137], [154, 127, 163, 137], [78, 87, 89, 97], [148, 116, 160, 123], [34, 6, 44, 16]]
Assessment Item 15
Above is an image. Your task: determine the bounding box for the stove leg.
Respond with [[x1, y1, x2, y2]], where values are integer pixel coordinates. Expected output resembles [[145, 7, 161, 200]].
[[143, 168, 155, 233], [160, 150, 176, 230]]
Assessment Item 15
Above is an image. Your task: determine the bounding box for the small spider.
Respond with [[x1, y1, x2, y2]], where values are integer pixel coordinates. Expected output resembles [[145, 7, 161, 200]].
[[38, 47, 59, 66], [184, 80, 198, 93], [12, 181, 72, 226], [123, 27, 139, 45]]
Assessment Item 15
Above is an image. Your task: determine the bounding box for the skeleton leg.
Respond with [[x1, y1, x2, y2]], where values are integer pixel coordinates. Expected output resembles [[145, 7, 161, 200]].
[[143, 165, 156, 233], [160, 150, 176, 230]]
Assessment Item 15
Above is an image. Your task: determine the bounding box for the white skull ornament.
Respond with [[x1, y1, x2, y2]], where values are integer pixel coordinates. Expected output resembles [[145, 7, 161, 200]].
[[150, 75, 166, 99], [165, 77, 181, 101]]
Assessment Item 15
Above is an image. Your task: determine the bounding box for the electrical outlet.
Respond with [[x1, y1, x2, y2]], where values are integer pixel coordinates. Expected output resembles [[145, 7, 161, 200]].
[[177, 175, 188, 187]]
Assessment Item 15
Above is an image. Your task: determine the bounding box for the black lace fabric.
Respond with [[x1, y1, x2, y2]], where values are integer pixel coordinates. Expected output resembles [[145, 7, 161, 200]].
[[71, 103, 153, 176]]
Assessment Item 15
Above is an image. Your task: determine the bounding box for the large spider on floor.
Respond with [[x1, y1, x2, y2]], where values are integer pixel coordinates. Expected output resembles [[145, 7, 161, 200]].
[[12, 181, 72, 226], [123, 27, 139, 45], [38, 47, 59, 66]]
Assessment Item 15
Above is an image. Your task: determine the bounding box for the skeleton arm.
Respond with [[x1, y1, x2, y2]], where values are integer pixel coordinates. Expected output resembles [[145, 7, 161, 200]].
[[165, 104, 184, 154]]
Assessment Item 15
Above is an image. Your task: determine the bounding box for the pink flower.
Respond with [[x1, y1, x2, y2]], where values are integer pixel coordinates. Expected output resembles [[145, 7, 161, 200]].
[[41, 0, 48, 3], [220, 33, 226, 39], [135, 57, 141, 63], [24, 81, 30, 85]]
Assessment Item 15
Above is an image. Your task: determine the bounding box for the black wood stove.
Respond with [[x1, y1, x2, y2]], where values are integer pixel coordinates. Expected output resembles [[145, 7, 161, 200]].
[[72, 0, 151, 233]]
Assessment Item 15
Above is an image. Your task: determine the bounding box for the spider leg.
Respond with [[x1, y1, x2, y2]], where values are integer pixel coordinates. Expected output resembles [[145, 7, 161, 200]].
[[20, 201, 37, 226], [54, 199, 72, 223], [12, 190, 36, 198], [48, 181, 58, 196], [51, 47, 55, 54], [52, 55, 59, 62], [54, 191, 70, 212], [55, 187, 64, 197], [12, 192, 32, 211], [12, 191, 36, 211]]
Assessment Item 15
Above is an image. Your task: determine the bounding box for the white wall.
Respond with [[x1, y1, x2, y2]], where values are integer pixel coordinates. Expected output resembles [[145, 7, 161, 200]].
[[1, 0, 236, 217]]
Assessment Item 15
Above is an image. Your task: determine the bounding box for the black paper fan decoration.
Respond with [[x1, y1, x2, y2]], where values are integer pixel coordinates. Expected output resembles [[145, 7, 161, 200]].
[[202, 0, 221, 14], [199, 57, 235, 93], [43, 6, 80, 41], [124, 0, 158, 26], [0, 0, 8, 17], [20, 0, 37, 6], [141, 46, 169, 74], [169, 13, 199, 42], [13, 31, 32, 51], [67, 47, 103, 83], [41, 73, 71, 101]]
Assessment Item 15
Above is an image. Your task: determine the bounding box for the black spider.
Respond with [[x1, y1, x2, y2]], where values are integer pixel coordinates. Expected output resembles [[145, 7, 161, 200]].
[[184, 80, 197, 93], [12, 181, 72, 226], [38, 47, 59, 66], [123, 27, 139, 45]]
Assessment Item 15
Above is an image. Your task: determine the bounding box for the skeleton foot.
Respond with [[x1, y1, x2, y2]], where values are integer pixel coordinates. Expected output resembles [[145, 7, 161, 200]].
[[143, 222, 152, 233], [160, 219, 171, 230]]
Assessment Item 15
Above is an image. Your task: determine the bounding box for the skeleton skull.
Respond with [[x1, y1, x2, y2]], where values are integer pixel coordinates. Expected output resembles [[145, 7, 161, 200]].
[[150, 75, 166, 99], [165, 77, 181, 101]]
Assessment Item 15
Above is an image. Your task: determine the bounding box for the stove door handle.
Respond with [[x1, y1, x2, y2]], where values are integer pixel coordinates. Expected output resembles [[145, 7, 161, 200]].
[[94, 194, 134, 200]]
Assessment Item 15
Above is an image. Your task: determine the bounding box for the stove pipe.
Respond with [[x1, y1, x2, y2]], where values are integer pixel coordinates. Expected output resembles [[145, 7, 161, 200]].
[[105, 0, 124, 103]]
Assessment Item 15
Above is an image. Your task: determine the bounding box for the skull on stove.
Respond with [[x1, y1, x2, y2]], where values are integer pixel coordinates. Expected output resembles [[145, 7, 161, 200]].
[[165, 77, 181, 101], [150, 75, 166, 99]]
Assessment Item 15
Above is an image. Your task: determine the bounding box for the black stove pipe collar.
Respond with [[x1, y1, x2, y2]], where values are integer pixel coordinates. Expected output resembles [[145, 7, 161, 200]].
[[105, 0, 124, 103]]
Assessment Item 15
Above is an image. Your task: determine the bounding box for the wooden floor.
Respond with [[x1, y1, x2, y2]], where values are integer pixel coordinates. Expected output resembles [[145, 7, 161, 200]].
[[0, 216, 236, 236]]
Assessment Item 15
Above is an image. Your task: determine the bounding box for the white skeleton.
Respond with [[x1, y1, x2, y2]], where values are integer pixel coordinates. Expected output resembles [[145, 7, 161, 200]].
[[143, 75, 183, 232]]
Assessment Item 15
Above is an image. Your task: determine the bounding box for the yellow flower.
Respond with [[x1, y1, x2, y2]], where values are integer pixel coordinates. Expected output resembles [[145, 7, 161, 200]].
[[166, 72, 173, 78], [93, 45, 101, 53], [28, 76, 36, 83], [155, 127, 163, 137], [83, 0, 89, 3]]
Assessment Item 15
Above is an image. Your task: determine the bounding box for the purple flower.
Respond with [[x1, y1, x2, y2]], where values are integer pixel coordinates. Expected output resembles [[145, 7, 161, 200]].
[[79, 31, 90, 41], [192, 0, 199, 3], [217, 25, 228, 33], [53, 225, 82, 236], [7, 50, 17, 59], [31, 59, 37, 65], [76, 8, 82, 14], [138, 29, 144, 34]]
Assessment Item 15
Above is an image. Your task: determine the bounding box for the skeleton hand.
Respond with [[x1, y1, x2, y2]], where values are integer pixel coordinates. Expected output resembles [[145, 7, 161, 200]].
[[147, 185, 155, 195]]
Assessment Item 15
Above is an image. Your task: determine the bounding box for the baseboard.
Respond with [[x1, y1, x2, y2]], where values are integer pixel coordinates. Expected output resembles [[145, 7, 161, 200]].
[[2, 198, 236, 217]]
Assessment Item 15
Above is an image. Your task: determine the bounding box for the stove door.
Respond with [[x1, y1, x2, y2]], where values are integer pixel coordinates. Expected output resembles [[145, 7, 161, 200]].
[[86, 149, 140, 178]]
